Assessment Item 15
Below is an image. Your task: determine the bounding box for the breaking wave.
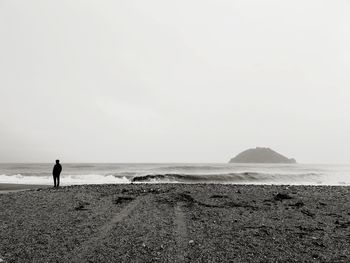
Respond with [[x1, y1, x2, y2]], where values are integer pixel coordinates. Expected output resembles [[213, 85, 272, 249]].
[[0, 172, 321, 185], [131, 172, 320, 184]]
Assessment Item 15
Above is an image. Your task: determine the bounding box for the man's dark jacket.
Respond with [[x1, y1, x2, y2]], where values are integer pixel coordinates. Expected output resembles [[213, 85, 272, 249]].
[[53, 164, 62, 177]]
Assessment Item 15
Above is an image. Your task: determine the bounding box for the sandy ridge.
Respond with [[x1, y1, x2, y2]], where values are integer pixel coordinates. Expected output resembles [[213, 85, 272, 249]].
[[174, 202, 189, 263]]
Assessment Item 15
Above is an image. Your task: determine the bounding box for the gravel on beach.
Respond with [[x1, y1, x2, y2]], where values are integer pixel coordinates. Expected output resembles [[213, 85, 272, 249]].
[[1, 184, 350, 262]]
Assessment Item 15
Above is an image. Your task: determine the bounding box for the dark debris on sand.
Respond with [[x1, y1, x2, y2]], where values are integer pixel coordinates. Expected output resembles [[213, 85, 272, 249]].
[[273, 192, 293, 201], [113, 196, 134, 204]]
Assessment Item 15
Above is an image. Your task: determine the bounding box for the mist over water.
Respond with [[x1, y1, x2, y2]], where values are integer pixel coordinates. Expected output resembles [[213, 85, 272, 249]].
[[0, 163, 350, 186]]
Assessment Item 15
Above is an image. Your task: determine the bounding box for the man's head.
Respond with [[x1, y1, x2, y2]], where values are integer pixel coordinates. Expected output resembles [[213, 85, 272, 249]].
[[56, 160, 60, 164]]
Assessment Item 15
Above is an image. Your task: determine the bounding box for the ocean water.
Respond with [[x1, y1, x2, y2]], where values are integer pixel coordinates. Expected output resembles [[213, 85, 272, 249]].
[[0, 163, 350, 186]]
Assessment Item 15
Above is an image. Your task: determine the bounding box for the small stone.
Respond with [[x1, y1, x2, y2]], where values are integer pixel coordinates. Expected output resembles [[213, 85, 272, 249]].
[[189, 240, 194, 245], [312, 254, 319, 259]]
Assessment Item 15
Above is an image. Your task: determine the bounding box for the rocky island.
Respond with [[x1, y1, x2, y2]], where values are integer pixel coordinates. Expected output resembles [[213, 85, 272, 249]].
[[229, 147, 296, 164]]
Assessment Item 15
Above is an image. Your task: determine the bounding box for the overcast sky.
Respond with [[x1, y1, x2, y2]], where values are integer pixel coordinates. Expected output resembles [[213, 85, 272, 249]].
[[0, 0, 349, 163]]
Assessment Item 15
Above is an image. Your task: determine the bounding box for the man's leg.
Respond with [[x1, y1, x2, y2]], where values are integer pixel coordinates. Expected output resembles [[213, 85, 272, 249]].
[[57, 175, 60, 187], [53, 176, 56, 187]]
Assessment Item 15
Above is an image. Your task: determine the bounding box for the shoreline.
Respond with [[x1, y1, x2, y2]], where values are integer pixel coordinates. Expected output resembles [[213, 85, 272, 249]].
[[0, 183, 49, 194], [1, 182, 350, 194], [1, 184, 350, 262]]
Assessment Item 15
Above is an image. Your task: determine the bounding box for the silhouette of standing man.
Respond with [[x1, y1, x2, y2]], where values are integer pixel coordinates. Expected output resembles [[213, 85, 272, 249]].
[[52, 160, 62, 188]]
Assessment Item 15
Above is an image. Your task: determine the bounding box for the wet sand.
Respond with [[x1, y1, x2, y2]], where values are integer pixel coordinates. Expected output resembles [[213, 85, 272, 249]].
[[0, 184, 350, 262], [0, 183, 48, 194]]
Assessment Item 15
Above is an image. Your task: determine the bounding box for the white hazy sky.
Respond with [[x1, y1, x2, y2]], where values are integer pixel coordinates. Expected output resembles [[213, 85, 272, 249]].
[[0, 0, 350, 163]]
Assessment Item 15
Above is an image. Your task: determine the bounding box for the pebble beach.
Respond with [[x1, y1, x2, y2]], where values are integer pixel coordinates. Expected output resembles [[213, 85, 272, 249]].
[[1, 184, 350, 262]]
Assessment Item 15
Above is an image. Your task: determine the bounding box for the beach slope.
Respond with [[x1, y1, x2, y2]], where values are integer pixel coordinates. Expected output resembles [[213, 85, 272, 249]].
[[0, 184, 350, 262]]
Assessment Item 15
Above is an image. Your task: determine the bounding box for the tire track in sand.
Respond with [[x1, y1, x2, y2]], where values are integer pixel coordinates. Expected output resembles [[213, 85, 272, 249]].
[[69, 197, 141, 263], [174, 202, 189, 263]]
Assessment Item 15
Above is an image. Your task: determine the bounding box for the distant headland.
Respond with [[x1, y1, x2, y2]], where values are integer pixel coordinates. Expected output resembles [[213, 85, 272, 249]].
[[229, 147, 297, 164]]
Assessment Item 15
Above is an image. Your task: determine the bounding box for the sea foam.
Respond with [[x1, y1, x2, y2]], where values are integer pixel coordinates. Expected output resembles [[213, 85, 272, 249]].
[[0, 174, 129, 185]]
